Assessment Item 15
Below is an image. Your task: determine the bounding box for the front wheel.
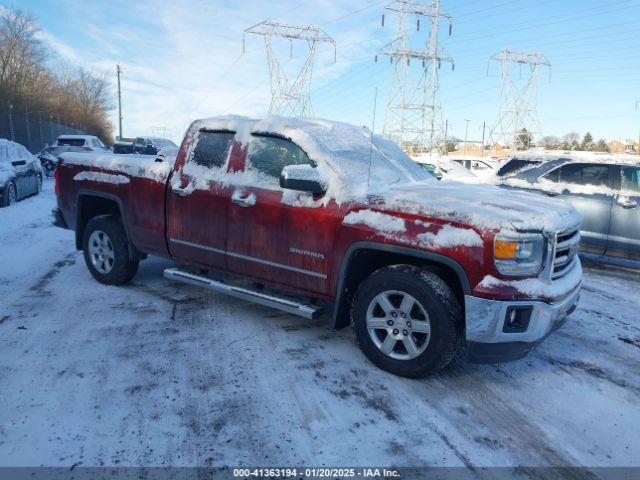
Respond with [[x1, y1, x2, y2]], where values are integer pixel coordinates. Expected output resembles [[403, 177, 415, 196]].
[[82, 215, 139, 285], [351, 265, 462, 378]]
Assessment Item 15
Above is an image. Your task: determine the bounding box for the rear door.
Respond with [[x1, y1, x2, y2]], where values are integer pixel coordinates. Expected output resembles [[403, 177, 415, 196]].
[[225, 134, 339, 295], [541, 162, 614, 254], [607, 165, 640, 260], [166, 130, 236, 270], [8, 143, 32, 198]]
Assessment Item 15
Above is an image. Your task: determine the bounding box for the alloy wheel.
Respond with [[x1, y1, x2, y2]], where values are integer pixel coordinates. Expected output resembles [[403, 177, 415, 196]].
[[366, 290, 431, 360], [88, 230, 115, 274]]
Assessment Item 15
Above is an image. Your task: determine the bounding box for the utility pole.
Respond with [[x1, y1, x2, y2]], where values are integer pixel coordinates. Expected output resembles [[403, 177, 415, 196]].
[[481, 121, 486, 157], [116, 64, 123, 140], [378, 0, 454, 154], [244, 21, 335, 117], [463, 118, 470, 155], [443, 119, 448, 156], [488, 49, 550, 149], [636, 101, 640, 155]]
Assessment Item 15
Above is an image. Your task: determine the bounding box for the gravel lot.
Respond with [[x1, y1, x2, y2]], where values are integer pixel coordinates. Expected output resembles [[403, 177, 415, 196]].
[[0, 180, 638, 470]]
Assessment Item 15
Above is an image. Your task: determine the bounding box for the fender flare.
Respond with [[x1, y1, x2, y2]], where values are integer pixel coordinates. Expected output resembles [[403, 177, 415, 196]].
[[75, 189, 141, 260], [331, 241, 472, 329]]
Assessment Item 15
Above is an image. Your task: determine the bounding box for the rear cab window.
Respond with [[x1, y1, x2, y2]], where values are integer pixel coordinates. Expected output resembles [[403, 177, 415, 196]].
[[189, 130, 235, 170]]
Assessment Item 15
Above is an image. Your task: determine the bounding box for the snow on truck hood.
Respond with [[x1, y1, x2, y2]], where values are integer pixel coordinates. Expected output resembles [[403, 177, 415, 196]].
[[381, 181, 582, 233]]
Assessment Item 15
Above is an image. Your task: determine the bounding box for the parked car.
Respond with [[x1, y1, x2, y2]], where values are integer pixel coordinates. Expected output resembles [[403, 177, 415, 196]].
[[413, 155, 479, 182], [37, 145, 92, 177], [55, 134, 109, 151], [501, 155, 640, 263], [450, 156, 508, 180], [131, 137, 178, 155], [53, 115, 582, 378], [0, 139, 44, 207], [113, 140, 134, 154]]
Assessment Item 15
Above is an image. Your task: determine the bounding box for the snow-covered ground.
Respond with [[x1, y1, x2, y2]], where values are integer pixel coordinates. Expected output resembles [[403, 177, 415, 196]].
[[0, 180, 638, 469]]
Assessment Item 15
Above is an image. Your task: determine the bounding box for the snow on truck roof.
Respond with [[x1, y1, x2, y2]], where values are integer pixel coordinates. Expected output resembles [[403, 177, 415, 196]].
[[191, 115, 431, 199]]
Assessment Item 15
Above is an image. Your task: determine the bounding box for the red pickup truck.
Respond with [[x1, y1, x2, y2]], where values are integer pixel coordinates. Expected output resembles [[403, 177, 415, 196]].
[[53, 116, 583, 377]]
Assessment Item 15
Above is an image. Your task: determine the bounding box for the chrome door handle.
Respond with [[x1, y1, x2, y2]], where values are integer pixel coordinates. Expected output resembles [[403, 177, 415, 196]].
[[172, 186, 189, 197], [231, 190, 256, 207], [617, 197, 638, 209]]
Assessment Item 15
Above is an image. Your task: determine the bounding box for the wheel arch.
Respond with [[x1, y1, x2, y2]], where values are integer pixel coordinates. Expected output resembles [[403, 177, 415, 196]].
[[75, 190, 142, 260], [332, 242, 471, 330]]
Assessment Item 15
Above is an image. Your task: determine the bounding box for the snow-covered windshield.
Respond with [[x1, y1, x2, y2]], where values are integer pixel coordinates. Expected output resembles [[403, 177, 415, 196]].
[[253, 116, 433, 191]]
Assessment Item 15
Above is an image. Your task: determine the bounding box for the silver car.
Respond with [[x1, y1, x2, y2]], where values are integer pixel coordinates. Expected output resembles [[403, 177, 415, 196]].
[[501, 156, 640, 263]]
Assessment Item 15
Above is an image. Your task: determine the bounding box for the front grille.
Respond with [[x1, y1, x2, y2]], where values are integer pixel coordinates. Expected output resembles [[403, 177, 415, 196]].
[[551, 227, 580, 280]]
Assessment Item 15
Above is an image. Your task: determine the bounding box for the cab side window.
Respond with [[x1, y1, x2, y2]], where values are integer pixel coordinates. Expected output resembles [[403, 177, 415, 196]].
[[620, 166, 640, 193], [191, 131, 235, 169], [246, 135, 314, 180], [545, 163, 610, 187]]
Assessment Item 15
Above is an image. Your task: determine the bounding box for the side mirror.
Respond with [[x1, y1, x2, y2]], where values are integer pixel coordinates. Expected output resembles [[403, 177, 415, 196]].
[[280, 164, 326, 195]]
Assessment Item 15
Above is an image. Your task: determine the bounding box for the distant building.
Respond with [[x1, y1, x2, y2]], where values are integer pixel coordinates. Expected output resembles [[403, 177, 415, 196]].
[[451, 140, 510, 158], [609, 139, 639, 155]]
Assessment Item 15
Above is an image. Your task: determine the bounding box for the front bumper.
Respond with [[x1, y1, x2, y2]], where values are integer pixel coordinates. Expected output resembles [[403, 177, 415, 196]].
[[464, 283, 581, 363]]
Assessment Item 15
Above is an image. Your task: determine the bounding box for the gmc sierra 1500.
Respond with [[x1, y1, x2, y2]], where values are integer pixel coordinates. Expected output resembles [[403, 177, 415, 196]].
[[53, 115, 582, 377]]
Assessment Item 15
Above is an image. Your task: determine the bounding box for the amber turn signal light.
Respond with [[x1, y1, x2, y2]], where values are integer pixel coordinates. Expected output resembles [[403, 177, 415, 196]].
[[494, 240, 518, 259]]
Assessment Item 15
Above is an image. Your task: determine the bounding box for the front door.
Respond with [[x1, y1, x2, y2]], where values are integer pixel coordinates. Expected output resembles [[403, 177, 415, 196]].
[[541, 162, 614, 255], [225, 134, 339, 296], [607, 165, 640, 260], [166, 130, 236, 270]]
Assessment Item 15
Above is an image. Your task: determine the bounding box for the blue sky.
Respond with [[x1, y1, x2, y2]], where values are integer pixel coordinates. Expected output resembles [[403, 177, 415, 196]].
[[17, 0, 640, 144]]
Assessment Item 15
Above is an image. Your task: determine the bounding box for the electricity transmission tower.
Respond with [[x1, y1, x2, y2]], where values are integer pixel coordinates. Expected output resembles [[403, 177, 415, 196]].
[[378, 0, 453, 154], [244, 20, 335, 117], [489, 49, 551, 149]]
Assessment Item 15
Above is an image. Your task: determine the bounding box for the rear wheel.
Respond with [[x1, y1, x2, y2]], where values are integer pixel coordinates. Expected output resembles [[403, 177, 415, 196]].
[[1, 182, 17, 207], [83, 215, 139, 285], [351, 265, 462, 378]]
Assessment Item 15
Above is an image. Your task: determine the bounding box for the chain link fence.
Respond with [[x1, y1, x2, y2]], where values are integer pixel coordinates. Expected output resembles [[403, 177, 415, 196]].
[[1, 104, 88, 154]]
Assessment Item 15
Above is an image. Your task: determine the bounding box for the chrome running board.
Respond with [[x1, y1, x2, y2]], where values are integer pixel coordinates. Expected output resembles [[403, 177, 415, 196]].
[[163, 267, 323, 320]]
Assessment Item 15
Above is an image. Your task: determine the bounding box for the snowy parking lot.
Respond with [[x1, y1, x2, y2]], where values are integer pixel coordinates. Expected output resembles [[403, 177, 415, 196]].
[[0, 180, 639, 469]]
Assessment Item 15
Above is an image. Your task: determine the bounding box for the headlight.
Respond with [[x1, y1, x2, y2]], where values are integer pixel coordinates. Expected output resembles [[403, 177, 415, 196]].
[[494, 232, 545, 276]]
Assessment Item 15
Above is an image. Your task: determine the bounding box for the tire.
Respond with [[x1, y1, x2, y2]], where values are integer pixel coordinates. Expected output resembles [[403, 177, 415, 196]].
[[1, 182, 17, 207], [351, 265, 462, 378], [82, 215, 139, 285]]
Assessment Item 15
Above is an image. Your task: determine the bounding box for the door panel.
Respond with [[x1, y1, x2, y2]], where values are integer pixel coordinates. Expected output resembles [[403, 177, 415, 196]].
[[227, 187, 339, 295], [607, 166, 640, 260], [225, 135, 339, 295], [542, 163, 614, 255], [166, 131, 236, 270]]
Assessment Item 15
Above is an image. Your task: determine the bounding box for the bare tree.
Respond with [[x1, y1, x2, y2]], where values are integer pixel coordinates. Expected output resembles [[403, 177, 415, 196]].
[[0, 6, 113, 142]]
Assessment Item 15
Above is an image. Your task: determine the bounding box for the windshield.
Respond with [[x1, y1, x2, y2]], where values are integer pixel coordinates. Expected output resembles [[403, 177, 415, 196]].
[[297, 121, 433, 188], [57, 138, 86, 147], [151, 138, 178, 149]]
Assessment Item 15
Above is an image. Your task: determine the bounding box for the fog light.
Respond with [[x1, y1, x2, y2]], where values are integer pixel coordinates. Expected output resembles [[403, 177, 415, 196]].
[[503, 306, 532, 333]]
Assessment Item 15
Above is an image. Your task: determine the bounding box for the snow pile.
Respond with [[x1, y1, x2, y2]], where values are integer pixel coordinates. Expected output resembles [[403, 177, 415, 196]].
[[60, 152, 171, 184], [343, 209, 406, 233], [417, 224, 483, 249], [73, 171, 130, 185], [479, 261, 583, 298]]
